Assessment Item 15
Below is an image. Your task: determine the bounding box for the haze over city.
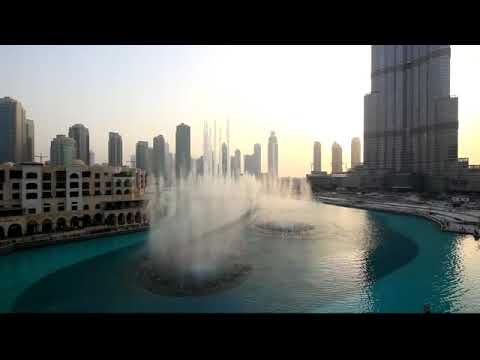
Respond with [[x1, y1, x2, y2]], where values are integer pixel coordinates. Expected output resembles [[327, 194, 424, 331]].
[[1, 45, 480, 176]]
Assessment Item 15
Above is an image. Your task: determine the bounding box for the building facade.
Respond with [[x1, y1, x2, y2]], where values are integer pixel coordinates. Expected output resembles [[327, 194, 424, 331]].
[[0, 97, 27, 164], [364, 45, 458, 178], [175, 123, 191, 179], [332, 142, 343, 174], [268, 132, 278, 178], [253, 143, 261, 176], [135, 141, 148, 171], [153, 135, 166, 180], [313, 141, 321, 172], [222, 142, 228, 176], [50, 135, 76, 167], [25, 119, 35, 162], [234, 149, 241, 177], [68, 124, 90, 165], [351, 137, 361, 170], [108, 132, 123, 167], [0, 162, 148, 239]]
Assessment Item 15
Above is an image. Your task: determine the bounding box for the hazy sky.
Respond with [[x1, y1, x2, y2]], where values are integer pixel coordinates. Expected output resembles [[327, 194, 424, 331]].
[[1, 45, 479, 176]]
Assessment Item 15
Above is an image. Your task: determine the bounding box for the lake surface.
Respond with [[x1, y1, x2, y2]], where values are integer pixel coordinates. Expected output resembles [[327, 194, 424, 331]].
[[2, 200, 480, 313]]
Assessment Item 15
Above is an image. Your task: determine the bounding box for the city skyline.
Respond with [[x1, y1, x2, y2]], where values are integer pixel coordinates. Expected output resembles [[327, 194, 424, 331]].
[[2, 45, 480, 176]]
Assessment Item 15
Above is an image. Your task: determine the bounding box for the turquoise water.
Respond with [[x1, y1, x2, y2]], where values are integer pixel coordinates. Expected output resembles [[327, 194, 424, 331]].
[[1, 201, 480, 313]]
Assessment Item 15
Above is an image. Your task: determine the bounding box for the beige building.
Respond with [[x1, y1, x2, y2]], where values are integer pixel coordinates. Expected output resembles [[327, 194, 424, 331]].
[[0, 161, 149, 239]]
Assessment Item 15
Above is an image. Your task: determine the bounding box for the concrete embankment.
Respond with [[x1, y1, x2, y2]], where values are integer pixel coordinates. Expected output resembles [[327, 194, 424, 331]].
[[0, 225, 150, 256], [316, 196, 480, 238]]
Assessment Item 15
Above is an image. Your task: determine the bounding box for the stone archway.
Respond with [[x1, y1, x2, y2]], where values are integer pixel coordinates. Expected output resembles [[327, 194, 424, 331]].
[[127, 213, 134, 224], [118, 213, 125, 225], [0, 226, 5, 239], [56, 218, 67, 232], [135, 212, 142, 223], [105, 214, 116, 226], [42, 219, 53, 233], [93, 213, 103, 225], [83, 214, 92, 227], [8, 224, 23, 238], [70, 216, 80, 229], [26, 221, 39, 235]]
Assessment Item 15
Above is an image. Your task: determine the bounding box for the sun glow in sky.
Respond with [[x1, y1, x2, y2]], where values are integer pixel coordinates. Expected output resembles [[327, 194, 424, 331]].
[[1, 45, 479, 176]]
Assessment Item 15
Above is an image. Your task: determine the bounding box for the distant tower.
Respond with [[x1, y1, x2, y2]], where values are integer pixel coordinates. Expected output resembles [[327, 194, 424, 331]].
[[0, 97, 27, 163], [68, 124, 90, 165], [153, 135, 166, 180], [351, 137, 361, 170], [89, 151, 95, 165], [222, 142, 228, 176], [268, 131, 278, 178], [130, 154, 136, 169], [108, 132, 123, 167], [253, 144, 261, 175], [332, 142, 343, 174], [234, 149, 241, 176], [135, 141, 149, 170], [175, 123, 191, 179], [313, 141, 321, 172], [50, 135, 76, 167], [25, 119, 35, 162]]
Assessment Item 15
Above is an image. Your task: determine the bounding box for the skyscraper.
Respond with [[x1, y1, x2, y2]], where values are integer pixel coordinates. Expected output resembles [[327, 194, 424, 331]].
[[313, 141, 321, 172], [351, 137, 361, 169], [147, 147, 154, 174], [68, 124, 90, 165], [153, 135, 166, 179], [332, 142, 343, 174], [175, 123, 191, 179], [89, 151, 95, 165], [222, 142, 228, 176], [364, 45, 458, 176], [0, 97, 27, 164], [50, 135, 76, 167], [234, 149, 241, 176], [25, 119, 35, 162], [244, 154, 252, 175], [253, 143, 261, 175], [135, 141, 148, 170], [108, 132, 123, 167], [268, 131, 278, 178], [130, 154, 136, 169]]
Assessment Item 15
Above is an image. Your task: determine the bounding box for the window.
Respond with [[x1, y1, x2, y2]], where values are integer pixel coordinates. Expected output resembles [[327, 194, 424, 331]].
[[105, 182, 112, 188], [95, 182, 100, 188], [72, 205, 78, 211], [95, 173, 100, 179], [82, 171, 91, 178], [115, 180, 122, 187], [82, 182, 90, 189], [0, 170, 4, 182], [70, 182, 79, 188], [70, 173, 79, 179], [69, 192, 79, 197], [28, 208, 36, 214], [95, 204, 101, 210], [56, 191, 66, 198], [9, 170, 22, 179], [105, 190, 112, 195], [26, 172, 38, 179], [104, 172, 108, 176], [56, 171, 66, 181], [82, 191, 90, 196], [58, 205, 65, 211], [95, 190, 102, 196], [116, 189, 122, 195], [83, 204, 89, 210], [43, 207, 51, 213], [26, 193, 38, 199], [12, 182, 20, 190], [26, 183, 38, 190], [56, 182, 66, 189], [12, 193, 20, 200], [42, 173, 52, 181], [0, 194, 2, 200], [42, 192, 52, 198], [43, 183, 51, 190]]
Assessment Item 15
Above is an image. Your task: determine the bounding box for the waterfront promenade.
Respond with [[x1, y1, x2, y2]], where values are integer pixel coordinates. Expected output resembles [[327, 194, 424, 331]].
[[314, 192, 480, 238]]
